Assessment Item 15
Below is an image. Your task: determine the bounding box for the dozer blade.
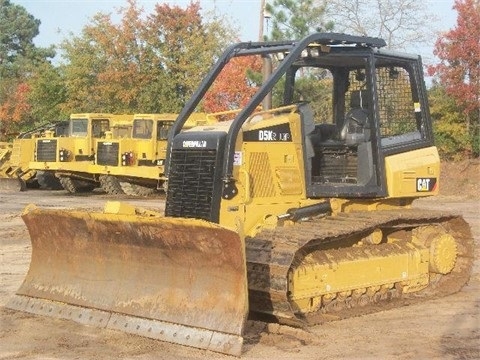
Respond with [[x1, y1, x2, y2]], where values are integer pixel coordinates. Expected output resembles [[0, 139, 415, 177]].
[[0, 177, 25, 192], [7, 203, 248, 356]]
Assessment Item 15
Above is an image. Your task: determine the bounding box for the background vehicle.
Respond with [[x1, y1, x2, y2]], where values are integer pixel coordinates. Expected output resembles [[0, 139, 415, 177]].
[[0, 122, 68, 191], [29, 113, 133, 193], [0, 142, 19, 190], [8, 33, 473, 356], [94, 113, 211, 196]]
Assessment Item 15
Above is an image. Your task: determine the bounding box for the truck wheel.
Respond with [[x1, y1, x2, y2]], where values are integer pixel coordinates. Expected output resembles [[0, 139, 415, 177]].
[[36, 171, 63, 190], [59, 177, 95, 194], [120, 182, 156, 197], [99, 175, 125, 195]]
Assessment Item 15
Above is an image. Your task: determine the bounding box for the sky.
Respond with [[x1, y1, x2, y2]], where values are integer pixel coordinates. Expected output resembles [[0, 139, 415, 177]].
[[13, 0, 458, 66]]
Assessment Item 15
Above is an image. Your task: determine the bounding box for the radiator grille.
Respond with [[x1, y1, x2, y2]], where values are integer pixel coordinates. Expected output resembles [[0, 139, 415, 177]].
[[97, 142, 119, 166], [36, 139, 57, 162], [166, 148, 218, 221]]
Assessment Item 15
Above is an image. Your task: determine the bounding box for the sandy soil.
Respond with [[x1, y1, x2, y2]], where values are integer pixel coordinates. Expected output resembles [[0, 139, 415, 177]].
[[0, 161, 479, 360]]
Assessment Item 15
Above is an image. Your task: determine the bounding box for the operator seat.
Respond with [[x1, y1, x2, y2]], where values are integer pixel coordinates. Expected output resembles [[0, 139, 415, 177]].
[[340, 90, 371, 145]]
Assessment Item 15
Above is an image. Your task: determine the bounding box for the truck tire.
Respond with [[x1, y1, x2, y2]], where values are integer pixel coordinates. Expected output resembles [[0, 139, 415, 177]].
[[36, 171, 63, 190], [59, 177, 95, 194], [120, 181, 156, 197], [99, 175, 125, 195]]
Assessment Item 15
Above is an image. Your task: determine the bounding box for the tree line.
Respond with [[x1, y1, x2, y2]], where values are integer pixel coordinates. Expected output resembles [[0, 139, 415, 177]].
[[0, 0, 478, 158]]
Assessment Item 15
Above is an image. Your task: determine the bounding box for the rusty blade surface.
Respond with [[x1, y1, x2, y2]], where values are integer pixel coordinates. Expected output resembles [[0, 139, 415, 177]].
[[16, 205, 248, 355]]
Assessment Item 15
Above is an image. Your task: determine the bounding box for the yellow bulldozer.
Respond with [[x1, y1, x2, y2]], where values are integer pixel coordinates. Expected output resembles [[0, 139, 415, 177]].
[[93, 112, 212, 196], [29, 113, 133, 193], [7, 33, 473, 356]]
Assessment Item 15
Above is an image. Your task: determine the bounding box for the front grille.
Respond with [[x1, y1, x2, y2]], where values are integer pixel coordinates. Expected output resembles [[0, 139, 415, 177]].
[[97, 142, 119, 166], [36, 139, 57, 161], [166, 148, 218, 221]]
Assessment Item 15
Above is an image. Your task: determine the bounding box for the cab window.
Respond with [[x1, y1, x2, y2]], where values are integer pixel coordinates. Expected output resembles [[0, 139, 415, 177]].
[[157, 121, 174, 140], [70, 119, 88, 137], [91, 119, 110, 138], [133, 119, 153, 139], [375, 59, 428, 149]]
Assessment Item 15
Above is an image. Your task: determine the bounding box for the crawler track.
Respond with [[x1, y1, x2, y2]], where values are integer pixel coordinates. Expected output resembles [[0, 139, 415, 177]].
[[246, 208, 474, 326]]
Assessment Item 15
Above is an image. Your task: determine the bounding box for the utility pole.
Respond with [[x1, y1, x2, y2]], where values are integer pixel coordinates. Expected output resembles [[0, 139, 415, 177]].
[[259, 0, 266, 41], [259, 0, 272, 110]]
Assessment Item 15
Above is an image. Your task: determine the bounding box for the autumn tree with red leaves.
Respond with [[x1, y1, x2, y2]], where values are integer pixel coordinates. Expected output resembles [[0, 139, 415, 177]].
[[0, 0, 56, 137], [0, 82, 31, 123], [60, 0, 236, 114], [428, 0, 480, 157], [203, 56, 263, 113]]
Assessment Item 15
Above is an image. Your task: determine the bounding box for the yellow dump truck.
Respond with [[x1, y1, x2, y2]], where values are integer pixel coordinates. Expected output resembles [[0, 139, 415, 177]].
[[93, 113, 213, 196], [8, 33, 473, 356], [29, 113, 133, 193]]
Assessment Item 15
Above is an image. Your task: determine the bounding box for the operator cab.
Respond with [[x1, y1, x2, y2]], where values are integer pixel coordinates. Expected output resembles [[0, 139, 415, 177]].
[[166, 33, 435, 223], [283, 44, 433, 198]]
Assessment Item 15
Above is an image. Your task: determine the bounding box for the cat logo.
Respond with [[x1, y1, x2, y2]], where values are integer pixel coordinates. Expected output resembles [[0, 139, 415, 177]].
[[182, 140, 207, 148], [416, 178, 437, 192]]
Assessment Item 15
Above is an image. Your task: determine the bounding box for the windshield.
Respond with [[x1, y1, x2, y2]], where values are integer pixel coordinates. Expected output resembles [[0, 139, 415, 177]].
[[70, 119, 88, 136], [91, 119, 110, 138], [132, 119, 153, 139]]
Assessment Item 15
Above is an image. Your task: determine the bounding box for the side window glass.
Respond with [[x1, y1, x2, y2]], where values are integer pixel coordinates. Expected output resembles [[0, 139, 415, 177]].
[[377, 65, 424, 147], [292, 67, 333, 124], [157, 121, 174, 140]]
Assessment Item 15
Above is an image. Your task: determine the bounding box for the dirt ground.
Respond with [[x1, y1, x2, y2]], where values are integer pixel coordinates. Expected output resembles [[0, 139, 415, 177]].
[[0, 160, 479, 360]]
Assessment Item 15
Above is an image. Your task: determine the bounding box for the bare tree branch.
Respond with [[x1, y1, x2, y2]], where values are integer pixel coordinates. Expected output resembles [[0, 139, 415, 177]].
[[323, 0, 438, 50]]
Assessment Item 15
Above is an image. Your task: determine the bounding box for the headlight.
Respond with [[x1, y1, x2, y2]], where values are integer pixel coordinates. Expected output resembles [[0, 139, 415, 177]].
[[121, 152, 134, 166], [59, 149, 69, 162]]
